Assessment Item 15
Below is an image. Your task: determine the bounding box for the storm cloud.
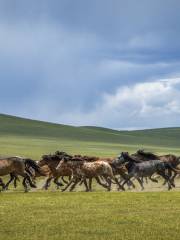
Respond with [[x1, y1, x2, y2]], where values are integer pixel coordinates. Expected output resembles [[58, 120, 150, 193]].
[[0, 0, 180, 129]]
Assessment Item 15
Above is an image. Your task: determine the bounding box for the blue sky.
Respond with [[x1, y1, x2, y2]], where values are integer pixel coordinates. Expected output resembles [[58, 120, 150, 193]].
[[0, 0, 180, 129]]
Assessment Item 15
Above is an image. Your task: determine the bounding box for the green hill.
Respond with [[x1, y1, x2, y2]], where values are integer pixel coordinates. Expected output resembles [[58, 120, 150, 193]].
[[0, 113, 179, 158]]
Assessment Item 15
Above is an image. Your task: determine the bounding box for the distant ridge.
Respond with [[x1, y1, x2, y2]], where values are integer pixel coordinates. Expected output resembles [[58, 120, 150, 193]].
[[0, 113, 180, 148]]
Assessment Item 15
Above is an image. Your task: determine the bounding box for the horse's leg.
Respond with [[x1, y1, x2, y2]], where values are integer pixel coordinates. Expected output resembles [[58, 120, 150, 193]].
[[61, 176, 69, 184], [95, 176, 108, 189], [119, 176, 124, 184], [69, 178, 80, 192], [171, 172, 177, 186], [167, 168, 177, 187], [103, 176, 111, 191], [22, 176, 28, 192], [136, 177, 144, 190], [24, 173, 37, 188], [122, 175, 133, 188], [14, 175, 20, 188], [113, 177, 125, 191], [53, 177, 64, 189], [162, 169, 171, 185], [158, 172, 172, 190], [42, 177, 53, 190], [149, 176, 158, 183], [163, 169, 175, 188], [62, 177, 76, 192], [0, 178, 6, 191], [86, 178, 92, 192], [4, 173, 15, 190], [83, 178, 89, 192], [120, 172, 135, 189], [141, 177, 144, 184], [79, 179, 84, 185]]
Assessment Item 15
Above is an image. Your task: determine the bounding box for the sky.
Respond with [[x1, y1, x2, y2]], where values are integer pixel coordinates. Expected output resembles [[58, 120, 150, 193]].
[[0, 0, 180, 129]]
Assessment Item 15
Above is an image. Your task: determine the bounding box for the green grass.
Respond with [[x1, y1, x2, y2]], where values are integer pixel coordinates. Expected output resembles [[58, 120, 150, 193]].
[[0, 192, 180, 240]]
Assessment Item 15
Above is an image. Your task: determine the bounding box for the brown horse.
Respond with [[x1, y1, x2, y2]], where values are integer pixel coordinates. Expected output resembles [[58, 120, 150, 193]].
[[38, 152, 72, 189], [0, 156, 40, 192]]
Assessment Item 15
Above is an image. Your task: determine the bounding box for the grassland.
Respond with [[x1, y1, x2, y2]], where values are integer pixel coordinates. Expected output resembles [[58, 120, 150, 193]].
[[1, 113, 180, 240], [0, 192, 180, 240]]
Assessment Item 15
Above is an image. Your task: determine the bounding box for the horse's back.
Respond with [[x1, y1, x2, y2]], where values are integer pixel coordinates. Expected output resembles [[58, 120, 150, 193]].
[[134, 160, 163, 177]]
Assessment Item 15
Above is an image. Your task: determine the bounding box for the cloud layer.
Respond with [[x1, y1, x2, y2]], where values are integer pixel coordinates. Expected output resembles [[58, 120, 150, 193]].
[[0, 1, 180, 129]]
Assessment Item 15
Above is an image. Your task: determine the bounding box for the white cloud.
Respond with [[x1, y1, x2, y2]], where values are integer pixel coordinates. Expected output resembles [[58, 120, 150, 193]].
[[57, 77, 180, 129]]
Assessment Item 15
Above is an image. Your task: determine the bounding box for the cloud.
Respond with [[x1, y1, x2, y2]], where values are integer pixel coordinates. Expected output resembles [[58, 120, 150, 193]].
[[0, 1, 180, 129], [57, 78, 180, 129]]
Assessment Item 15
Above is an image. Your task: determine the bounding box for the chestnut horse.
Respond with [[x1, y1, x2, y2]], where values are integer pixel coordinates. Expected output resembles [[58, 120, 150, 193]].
[[38, 152, 72, 189]]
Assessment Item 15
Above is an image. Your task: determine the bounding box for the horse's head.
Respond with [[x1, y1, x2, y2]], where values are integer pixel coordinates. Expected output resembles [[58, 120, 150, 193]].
[[112, 152, 129, 167], [56, 155, 72, 171], [38, 155, 50, 166], [137, 149, 145, 155]]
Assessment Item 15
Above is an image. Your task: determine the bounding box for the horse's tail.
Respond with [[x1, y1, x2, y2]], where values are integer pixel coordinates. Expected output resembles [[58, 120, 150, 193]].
[[164, 162, 180, 173], [25, 159, 42, 174]]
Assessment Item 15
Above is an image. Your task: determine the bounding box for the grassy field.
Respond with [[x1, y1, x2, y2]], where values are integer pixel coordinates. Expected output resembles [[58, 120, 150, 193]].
[[1, 113, 180, 240], [0, 192, 180, 240]]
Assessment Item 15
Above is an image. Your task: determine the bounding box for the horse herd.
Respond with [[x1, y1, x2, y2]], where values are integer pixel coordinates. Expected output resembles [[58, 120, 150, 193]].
[[0, 150, 180, 192]]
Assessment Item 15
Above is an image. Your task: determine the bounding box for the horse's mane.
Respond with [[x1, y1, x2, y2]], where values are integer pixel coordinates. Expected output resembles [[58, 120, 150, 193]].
[[122, 152, 142, 163], [73, 155, 98, 162], [42, 151, 72, 161], [82, 156, 99, 162], [136, 150, 158, 159]]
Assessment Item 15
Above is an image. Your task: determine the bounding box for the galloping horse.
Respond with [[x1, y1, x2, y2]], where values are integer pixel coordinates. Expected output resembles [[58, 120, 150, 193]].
[[113, 152, 179, 190], [38, 151, 72, 189], [0, 156, 41, 192], [133, 150, 180, 185], [56, 155, 125, 192]]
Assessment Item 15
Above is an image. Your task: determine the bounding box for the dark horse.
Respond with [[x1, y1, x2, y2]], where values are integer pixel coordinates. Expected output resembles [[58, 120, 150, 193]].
[[0, 156, 41, 192], [113, 152, 179, 190], [132, 150, 180, 185]]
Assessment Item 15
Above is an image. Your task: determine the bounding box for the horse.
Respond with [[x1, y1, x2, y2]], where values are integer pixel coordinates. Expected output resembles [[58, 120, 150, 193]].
[[133, 150, 180, 185], [56, 155, 125, 192], [73, 155, 134, 190], [0, 156, 41, 192], [38, 151, 72, 189], [113, 152, 179, 190]]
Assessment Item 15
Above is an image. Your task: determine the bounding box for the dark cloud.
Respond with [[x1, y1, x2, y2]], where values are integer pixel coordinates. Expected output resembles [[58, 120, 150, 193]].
[[0, 0, 180, 128]]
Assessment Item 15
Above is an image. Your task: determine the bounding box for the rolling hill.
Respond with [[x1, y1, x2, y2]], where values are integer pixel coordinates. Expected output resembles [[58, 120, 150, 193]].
[[0, 113, 180, 158]]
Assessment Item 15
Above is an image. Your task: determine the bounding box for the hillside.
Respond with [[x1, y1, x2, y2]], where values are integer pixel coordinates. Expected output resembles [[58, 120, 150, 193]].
[[0, 113, 180, 158]]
